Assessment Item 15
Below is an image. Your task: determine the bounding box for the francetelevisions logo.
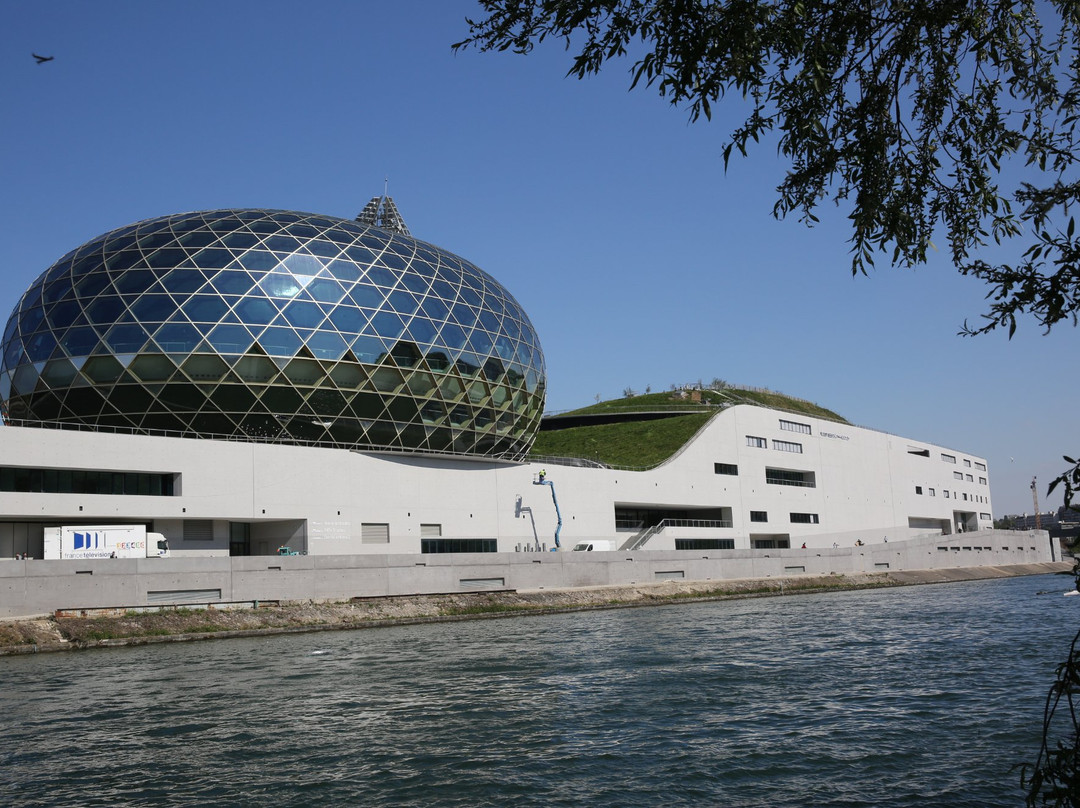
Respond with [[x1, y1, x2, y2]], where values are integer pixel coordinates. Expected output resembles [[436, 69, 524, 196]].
[[72, 531, 102, 550]]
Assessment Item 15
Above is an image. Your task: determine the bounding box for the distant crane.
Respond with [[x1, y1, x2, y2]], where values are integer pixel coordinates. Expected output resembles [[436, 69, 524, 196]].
[[533, 470, 562, 550], [1032, 477, 1042, 531]]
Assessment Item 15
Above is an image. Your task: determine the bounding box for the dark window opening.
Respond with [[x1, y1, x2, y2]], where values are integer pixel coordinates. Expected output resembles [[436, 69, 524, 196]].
[[752, 538, 791, 549], [675, 539, 735, 550], [766, 468, 816, 488], [421, 538, 497, 553], [0, 466, 176, 496]]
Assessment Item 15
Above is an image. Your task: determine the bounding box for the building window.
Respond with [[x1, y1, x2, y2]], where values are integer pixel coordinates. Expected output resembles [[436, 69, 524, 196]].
[[746, 435, 766, 449], [766, 468, 816, 487], [975, 462, 987, 471], [675, 538, 735, 550], [963, 459, 972, 467], [942, 453, 956, 463], [361, 523, 390, 543], [0, 466, 177, 496], [915, 486, 923, 495], [965, 474, 973, 482], [790, 512, 820, 524], [929, 488, 936, 496], [954, 471, 964, 480], [714, 463, 738, 475], [752, 538, 790, 549], [420, 523, 442, 538], [779, 419, 811, 434], [421, 538, 497, 553], [980, 512, 991, 520], [750, 511, 768, 522], [944, 490, 950, 498], [772, 439, 803, 454], [979, 477, 987, 485], [908, 447, 930, 457], [963, 493, 968, 501], [183, 520, 214, 542]]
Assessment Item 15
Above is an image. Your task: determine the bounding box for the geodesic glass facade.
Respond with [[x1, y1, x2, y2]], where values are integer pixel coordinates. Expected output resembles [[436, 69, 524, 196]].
[[0, 208, 546, 458]]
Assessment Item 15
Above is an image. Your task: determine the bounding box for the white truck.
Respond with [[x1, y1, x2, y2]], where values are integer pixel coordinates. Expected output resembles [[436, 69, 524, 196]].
[[572, 540, 618, 552], [43, 525, 170, 560]]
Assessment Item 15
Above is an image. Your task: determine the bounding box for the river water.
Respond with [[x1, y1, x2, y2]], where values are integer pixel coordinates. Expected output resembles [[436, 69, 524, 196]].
[[1, 574, 1077, 807]]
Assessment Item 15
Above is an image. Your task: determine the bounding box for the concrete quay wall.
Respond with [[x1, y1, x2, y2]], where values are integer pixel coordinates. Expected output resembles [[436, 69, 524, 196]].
[[0, 530, 1057, 619]]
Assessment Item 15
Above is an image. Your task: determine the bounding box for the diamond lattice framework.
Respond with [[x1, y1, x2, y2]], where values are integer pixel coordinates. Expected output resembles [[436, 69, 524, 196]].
[[0, 208, 546, 459]]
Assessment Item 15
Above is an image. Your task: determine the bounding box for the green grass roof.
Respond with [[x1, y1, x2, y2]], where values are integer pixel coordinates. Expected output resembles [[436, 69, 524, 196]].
[[529, 387, 848, 469]]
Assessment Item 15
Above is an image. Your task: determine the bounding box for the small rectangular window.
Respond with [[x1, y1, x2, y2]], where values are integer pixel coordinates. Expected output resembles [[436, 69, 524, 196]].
[[941, 453, 957, 463], [750, 511, 768, 522], [980, 513, 991, 520], [790, 512, 820, 524], [779, 419, 811, 434], [361, 523, 390, 544], [915, 486, 923, 495], [963, 459, 972, 467], [183, 520, 214, 541], [965, 474, 973, 482], [975, 462, 987, 471], [714, 463, 738, 475], [944, 490, 950, 498], [746, 435, 766, 449], [979, 477, 987, 485], [772, 439, 803, 453], [929, 488, 936, 496], [954, 471, 964, 480]]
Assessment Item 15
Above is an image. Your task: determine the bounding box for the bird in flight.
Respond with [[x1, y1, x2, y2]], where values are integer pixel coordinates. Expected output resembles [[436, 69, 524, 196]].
[[33, 53, 54, 64]]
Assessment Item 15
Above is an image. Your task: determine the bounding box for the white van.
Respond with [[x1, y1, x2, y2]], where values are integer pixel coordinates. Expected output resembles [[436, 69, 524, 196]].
[[572, 540, 617, 552]]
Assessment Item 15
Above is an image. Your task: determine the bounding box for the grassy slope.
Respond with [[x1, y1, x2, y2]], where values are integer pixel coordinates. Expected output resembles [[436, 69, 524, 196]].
[[530, 412, 715, 469], [529, 387, 848, 469]]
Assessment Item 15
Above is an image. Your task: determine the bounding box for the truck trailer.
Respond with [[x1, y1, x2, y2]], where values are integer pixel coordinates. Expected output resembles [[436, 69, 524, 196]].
[[43, 525, 170, 560]]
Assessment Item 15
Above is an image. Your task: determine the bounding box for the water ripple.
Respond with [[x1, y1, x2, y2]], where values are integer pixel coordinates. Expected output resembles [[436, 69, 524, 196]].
[[0, 574, 1074, 806]]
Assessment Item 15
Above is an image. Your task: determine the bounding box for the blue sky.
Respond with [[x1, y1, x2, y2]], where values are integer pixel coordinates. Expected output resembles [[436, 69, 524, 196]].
[[4, 1, 1075, 516]]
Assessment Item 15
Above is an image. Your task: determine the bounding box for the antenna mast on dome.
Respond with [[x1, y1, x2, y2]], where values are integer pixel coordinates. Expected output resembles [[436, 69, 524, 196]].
[[356, 180, 411, 236]]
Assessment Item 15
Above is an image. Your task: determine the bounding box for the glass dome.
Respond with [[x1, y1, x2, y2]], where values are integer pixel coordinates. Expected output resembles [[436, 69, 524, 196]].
[[0, 208, 546, 458]]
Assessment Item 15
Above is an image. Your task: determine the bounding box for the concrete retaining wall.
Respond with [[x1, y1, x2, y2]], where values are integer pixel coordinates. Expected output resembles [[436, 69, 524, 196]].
[[0, 529, 1056, 618]]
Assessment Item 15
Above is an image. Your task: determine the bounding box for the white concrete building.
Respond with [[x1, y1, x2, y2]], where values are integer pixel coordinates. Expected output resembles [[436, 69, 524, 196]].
[[0, 402, 994, 559]]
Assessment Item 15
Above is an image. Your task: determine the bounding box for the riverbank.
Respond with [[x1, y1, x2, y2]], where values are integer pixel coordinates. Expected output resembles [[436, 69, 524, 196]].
[[0, 562, 1069, 656]]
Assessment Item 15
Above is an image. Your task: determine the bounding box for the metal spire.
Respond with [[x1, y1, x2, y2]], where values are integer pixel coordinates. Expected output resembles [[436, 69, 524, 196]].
[[356, 184, 411, 236]]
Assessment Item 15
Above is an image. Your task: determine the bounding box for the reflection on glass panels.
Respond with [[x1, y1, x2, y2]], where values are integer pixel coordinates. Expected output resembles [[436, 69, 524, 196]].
[[0, 208, 546, 459]]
